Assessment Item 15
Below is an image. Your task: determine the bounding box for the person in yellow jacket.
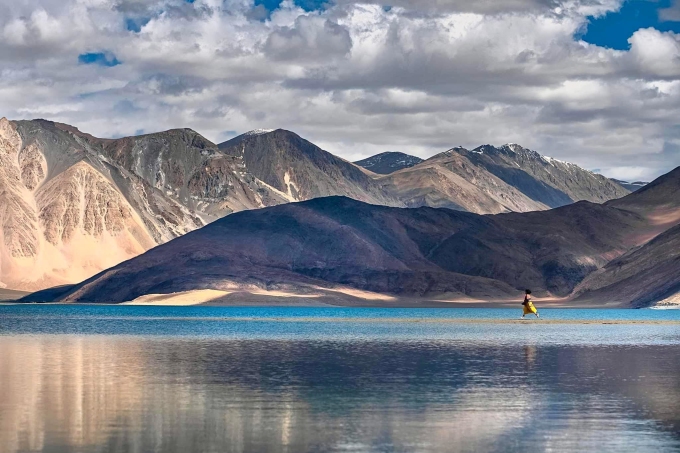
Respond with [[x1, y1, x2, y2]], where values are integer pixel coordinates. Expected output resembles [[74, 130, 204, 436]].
[[521, 289, 539, 319]]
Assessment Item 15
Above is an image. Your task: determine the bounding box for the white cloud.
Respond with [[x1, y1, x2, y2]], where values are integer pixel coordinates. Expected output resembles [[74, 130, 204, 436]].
[[628, 28, 680, 78], [1, 0, 679, 180]]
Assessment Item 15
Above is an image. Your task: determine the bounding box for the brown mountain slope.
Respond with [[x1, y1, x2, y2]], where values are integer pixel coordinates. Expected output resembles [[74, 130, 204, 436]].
[[377, 145, 629, 214], [218, 129, 402, 206], [570, 168, 680, 306], [0, 119, 157, 290], [376, 149, 549, 214], [573, 224, 680, 307], [31, 167, 680, 304], [459, 144, 630, 207]]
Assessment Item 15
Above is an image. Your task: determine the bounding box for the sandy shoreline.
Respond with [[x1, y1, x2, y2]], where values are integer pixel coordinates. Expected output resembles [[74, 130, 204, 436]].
[[3, 287, 675, 308]]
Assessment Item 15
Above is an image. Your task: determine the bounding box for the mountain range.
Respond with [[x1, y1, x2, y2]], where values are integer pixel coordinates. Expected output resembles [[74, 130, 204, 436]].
[[1, 117, 630, 293], [25, 166, 680, 306]]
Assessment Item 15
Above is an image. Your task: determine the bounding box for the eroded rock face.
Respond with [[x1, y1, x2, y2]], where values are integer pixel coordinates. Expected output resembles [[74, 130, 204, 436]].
[[18, 143, 47, 191], [0, 118, 40, 262], [37, 162, 141, 244], [0, 118, 163, 290]]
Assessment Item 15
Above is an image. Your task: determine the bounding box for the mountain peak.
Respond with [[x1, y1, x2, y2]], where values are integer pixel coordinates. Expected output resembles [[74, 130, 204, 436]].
[[244, 128, 276, 137], [354, 152, 423, 174]]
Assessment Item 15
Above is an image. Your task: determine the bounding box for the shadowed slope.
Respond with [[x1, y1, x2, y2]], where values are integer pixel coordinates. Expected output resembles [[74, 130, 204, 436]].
[[573, 224, 680, 307], [46, 197, 517, 303]]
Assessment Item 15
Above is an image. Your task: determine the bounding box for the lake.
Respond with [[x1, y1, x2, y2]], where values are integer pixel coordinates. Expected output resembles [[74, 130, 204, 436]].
[[1, 305, 679, 452]]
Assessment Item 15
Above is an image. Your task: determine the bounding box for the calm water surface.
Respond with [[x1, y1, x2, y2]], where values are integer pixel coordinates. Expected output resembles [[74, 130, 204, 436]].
[[1, 306, 679, 453]]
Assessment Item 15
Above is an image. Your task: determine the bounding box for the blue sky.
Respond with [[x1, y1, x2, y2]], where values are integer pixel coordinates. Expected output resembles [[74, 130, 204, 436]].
[[583, 0, 680, 49], [78, 52, 121, 67], [255, 0, 329, 12]]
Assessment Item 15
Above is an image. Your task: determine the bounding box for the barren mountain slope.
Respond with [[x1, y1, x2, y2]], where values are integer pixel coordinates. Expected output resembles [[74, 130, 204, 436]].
[[571, 168, 680, 306], [573, 224, 680, 307], [1, 119, 298, 290], [456, 144, 630, 207], [33, 167, 680, 304], [380, 145, 629, 214], [218, 130, 403, 206], [41, 197, 518, 303], [0, 118, 157, 290], [377, 150, 550, 214]]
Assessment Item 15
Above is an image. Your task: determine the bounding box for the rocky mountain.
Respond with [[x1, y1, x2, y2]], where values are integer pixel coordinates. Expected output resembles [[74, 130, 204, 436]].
[[375, 148, 550, 214], [30, 166, 680, 305], [218, 129, 401, 206], [0, 120, 322, 291], [611, 179, 648, 192], [377, 144, 630, 214], [354, 152, 423, 175], [0, 117, 637, 293]]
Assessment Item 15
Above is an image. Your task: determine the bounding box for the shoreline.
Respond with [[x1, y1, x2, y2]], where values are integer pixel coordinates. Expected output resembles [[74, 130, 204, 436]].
[[5, 288, 675, 309]]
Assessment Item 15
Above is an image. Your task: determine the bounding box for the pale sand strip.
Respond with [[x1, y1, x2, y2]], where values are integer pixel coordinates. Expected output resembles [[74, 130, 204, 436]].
[[124, 290, 231, 306]]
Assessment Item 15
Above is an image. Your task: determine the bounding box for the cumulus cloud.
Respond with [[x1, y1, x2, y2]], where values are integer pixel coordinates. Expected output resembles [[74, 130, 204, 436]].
[[1, 0, 680, 180], [264, 16, 352, 61], [628, 28, 680, 78]]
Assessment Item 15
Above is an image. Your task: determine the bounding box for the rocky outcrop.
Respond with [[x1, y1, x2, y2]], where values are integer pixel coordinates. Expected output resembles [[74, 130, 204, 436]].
[[354, 152, 423, 175]]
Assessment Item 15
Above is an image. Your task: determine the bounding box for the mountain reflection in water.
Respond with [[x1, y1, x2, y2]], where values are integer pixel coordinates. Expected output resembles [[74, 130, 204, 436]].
[[1, 336, 679, 453]]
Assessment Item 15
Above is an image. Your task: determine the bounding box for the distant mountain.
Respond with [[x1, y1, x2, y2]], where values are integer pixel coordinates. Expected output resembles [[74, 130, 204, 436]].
[[354, 152, 423, 175], [376, 147, 550, 214], [379, 144, 630, 214], [218, 129, 401, 206], [610, 179, 648, 192], [32, 166, 680, 305]]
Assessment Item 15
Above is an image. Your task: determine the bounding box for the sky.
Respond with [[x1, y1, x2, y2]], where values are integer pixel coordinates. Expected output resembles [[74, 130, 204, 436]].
[[2, 0, 680, 181]]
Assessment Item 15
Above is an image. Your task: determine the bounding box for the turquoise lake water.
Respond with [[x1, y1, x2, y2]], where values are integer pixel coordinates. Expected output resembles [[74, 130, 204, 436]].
[[1, 306, 679, 452]]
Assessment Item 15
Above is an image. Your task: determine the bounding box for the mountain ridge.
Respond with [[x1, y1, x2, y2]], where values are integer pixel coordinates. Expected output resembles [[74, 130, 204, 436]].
[[28, 165, 680, 305], [354, 152, 424, 175], [0, 118, 637, 292]]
